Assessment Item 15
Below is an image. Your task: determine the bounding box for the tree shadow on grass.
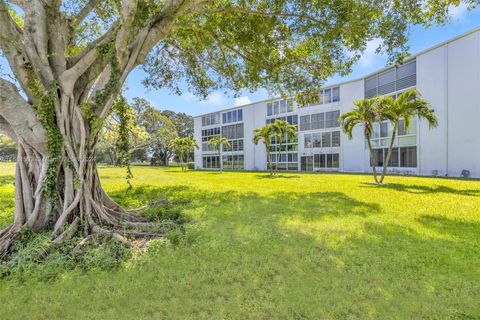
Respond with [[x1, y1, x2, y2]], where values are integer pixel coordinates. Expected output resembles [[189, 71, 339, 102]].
[[105, 184, 480, 318], [359, 182, 480, 196], [255, 174, 300, 179], [0, 175, 14, 187], [417, 214, 480, 240]]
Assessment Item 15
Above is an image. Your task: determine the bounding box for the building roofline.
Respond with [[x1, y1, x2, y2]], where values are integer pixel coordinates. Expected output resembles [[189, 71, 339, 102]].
[[194, 26, 480, 118]]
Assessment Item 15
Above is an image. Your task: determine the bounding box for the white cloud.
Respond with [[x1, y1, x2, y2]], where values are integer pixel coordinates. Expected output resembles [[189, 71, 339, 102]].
[[233, 96, 252, 107], [358, 38, 383, 68], [183, 92, 227, 106], [449, 3, 469, 20]]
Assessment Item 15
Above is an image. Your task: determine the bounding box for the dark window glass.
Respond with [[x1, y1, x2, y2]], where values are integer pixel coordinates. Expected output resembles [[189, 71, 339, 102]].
[[398, 119, 407, 136], [300, 115, 310, 131], [326, 154, 333, 168], [388, 148, 399, 167], [332, 87, 340, 102], [400, 146, 417, 167], [280, 100, 287, 113], [320, 154, 326, 168], [304, 134, 312, 148], [374, 149, 383, 167], [332, 154, 339, 168], [380, 122, 389, 137], [332, 131, 340, 147], [273, 101, 279, 115], [312, 133, 321, 148], [314, 154, 320, 168], [267, 103, 273, 116], [324, 88, 332, 104], [322, 132, 331, 147], [287, 99, 294, 112]]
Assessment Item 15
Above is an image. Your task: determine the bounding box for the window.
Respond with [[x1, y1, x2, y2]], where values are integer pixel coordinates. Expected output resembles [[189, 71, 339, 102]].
[[373, 149, 383, 167], [222, 109, 243, 124], [300, 115, 311, 131], [280, 99, 287, 114], [287, 99, 294, 112], [389, 148, 399, 167], [203, 156, 221, 169], [332, 87, 340, 102], [378, 68, 395, 95], [400, 146, 417, 167], [311, 113, 324, 130], [380, 122, 389, 138], [222, 155, 244, 170], [323, 88, 332, 104], [202, 113, 220, 126], [322, 132, 331, 147], [308, 153, 339, 170], [364, 59, 416, 98], [201, 127, 221, 151], [221, 123, 244, 152], [332, 153, 339, 168], [372, 146, 416, 168], [304, 134, 312, 148], [268, 99, 294, 116], [325, 111, 340, 128], [312, 133, 321, 148], [398, 119, 407, 136], [331, 131, 340, 147], [300, 111, 339, 131]]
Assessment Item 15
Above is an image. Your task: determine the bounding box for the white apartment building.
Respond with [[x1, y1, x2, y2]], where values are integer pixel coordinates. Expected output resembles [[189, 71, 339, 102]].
[[194, 28, 480, 178]]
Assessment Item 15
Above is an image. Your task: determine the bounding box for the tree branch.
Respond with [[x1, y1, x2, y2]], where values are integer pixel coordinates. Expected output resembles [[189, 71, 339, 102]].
[[0, 1, 37, 100], [0, 78, 48, 154], [71, 0, 101, 28], [0, 116, 18, 142], [135, 0, 211, 65]]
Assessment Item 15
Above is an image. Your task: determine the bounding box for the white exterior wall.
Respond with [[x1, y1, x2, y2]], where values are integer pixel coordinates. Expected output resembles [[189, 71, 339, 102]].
[[193, 117, 203, 169], [337, 80, 367, 173], [194, 28, 480, 178]]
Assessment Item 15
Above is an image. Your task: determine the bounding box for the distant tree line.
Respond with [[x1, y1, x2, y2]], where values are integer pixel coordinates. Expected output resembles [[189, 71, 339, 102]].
[[0, 97, 194, 166], [96, 97, 194, 166]]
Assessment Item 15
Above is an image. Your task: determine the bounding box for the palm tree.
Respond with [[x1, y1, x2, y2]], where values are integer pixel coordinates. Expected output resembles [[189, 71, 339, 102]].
[[271, 119, 297, 173], [377, 89, 437, 183], [207, 136, 231, 172], [253, 124, 276, 175], [340, 98, 381, 183], [169, 137, 199, 172]]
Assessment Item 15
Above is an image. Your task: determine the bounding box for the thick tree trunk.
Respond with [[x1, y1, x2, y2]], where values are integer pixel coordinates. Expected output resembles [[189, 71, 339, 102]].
[[0, 99, 155, 258]]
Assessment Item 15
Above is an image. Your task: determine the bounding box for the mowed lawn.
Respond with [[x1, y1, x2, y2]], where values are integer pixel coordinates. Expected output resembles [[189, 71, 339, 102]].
[[1, 162, 480, 319]]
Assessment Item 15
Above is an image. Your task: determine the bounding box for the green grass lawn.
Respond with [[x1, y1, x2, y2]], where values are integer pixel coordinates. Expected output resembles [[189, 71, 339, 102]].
[[0, 162, 480, 319]]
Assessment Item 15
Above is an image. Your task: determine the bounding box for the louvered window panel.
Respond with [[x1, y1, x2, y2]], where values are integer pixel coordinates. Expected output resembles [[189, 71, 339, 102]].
[[364, 59, 416, 98], [365, 88, 377, 98], [396, 74, 416, 90]]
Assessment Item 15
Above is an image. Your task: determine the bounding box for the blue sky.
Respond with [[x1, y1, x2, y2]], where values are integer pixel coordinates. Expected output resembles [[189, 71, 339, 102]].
[[2, 4, 479, 116]]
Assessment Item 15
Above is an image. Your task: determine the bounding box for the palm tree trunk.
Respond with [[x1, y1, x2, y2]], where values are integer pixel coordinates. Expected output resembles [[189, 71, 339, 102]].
[[366, 134, 379, 184], [219, 149, 223, 172], [266, 145, 273, 176], [380, 122, 398, 183]]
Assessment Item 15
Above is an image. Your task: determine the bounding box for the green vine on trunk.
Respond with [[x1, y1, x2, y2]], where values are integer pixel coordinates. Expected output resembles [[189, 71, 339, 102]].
[[25, 65, 63, 203], [113, 97, 133, 189]]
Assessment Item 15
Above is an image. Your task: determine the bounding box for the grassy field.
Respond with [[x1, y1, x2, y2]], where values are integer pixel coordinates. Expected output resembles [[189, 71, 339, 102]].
[[0, 162, 479, 319]]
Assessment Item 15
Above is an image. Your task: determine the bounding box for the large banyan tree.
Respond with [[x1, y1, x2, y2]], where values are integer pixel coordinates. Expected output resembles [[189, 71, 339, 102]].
[[0, 0, 473, 255]]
